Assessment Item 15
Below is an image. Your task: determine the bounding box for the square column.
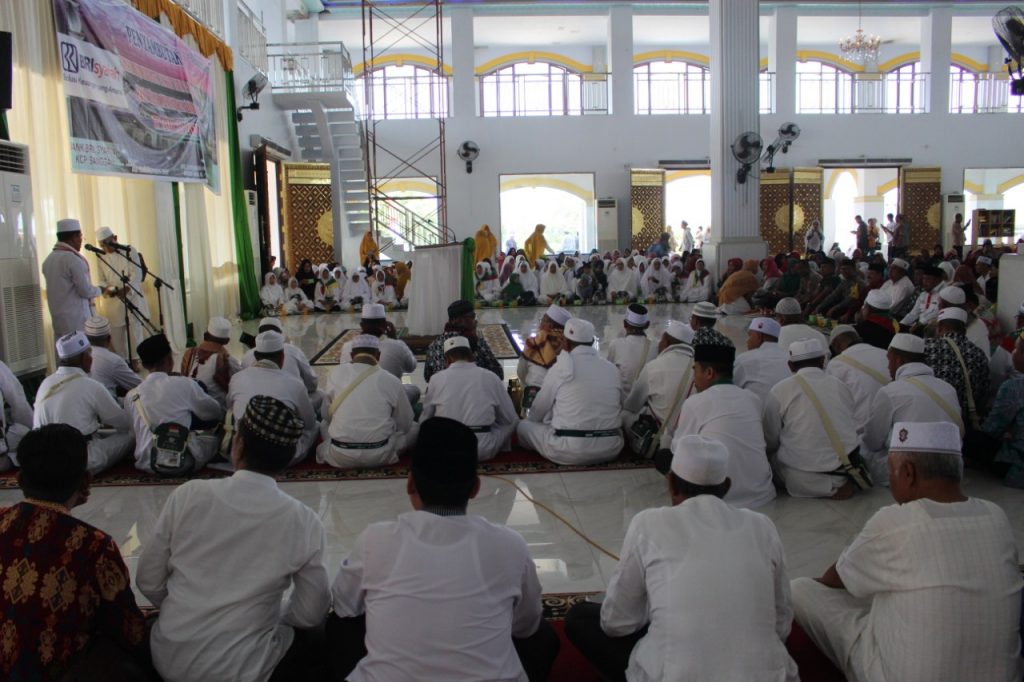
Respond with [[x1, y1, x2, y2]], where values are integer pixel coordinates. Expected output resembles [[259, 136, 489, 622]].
[[608, 5, 633, 117], [921, 8, 952, 115], [450, 7, 475, 119], [769, 6, 797, 118]]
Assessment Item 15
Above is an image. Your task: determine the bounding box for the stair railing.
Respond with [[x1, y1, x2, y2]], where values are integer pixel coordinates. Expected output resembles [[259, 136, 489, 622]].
[[373, 194, 452, 248]]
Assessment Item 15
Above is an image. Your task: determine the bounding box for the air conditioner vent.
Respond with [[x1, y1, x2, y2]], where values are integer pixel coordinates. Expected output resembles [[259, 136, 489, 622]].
[[0, 143, 28, 174], [597, 199, 617, 209], [2, 283, 43, 363]]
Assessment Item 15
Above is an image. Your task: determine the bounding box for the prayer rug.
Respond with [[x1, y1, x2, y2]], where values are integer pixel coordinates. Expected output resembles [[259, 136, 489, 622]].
[[310, 329, 360, 365]]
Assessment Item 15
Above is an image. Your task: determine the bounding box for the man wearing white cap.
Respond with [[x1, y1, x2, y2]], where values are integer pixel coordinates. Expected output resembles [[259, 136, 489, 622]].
[[517, 305, 571, 408], [791, 421, 1024, 682], [689, 301, 734, 348], [763, 337, 861, 499], [860, 334, 962, 485], [341, 303, 420, 405], [855, 288, 898, 350], [900, 264, 946, 330], [84, 315, 141, 399], [40, 218, 105, 338], [924, 307, 990, 426], [733, 317, 791, 403], [607, 304, 659, 394], [937, 284, 991, 359], [880, 258, 914, 314], [33, 332, 134, 474], [318, 334, 417, 468], [975, 255, 993, 294], [242, 317, 323, 411], [775, 297, 829, 356], [422, 336, 518, 461], [0, 358, 33, 471], [95, 225, 152, 358], [566, 435, 797, 682], [826, 325, 890, 434], [623, 320, 696, 454], [517, 318, 624, 465], [180, 316, 241, 411], [229, 331, 318, 465]]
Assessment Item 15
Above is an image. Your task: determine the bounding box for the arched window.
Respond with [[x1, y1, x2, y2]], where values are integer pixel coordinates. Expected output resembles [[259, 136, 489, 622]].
[[884, 61, 924, 113], [796, 60, 853, 114], [479, 61, 590, 117], [949, 64, 979, 113], [358, 64, 448, 120], [634, 60, 710, 115]]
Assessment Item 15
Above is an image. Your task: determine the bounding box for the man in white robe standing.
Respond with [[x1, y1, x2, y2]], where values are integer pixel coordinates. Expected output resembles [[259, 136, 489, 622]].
[[41, 218, 105, 338], [95, 226, 152, 358]]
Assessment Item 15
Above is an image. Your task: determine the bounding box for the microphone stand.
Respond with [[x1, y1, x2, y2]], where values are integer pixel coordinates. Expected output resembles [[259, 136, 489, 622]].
[[114, 244, 174, 332], [91, 250, 160, 364]]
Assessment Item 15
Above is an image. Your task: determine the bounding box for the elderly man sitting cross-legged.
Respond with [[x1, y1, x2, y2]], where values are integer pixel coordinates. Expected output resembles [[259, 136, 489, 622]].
[[791, 421, 1024, 682]]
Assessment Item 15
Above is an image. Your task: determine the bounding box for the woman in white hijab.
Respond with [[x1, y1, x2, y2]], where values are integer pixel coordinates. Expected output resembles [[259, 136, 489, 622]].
[[284, 276, 312, 314], [680, 258, 714, 303], [474, 261, 500, 303], [343, 270, 371, 308], [538, 260, 570, 304], [315, 268, 339, 312], [607, 258, 640, 303], [260, 272, 286, 314], [370, 268, 398, 306], [514, 260, 540, 301], [641, 257, 671, 300]]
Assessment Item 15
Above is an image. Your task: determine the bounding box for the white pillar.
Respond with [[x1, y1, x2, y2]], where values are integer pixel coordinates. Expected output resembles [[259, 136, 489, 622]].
[[769, 6, 797, 118], [293, 17, 319, 45], [707, 0, 765, 273], [450, 7, 475, 119], [608, 5, 633, 117], [921, 8, 952, 115]]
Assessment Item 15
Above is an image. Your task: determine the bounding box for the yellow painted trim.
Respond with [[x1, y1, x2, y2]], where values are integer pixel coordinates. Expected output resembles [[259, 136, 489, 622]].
[[633, 50, 710, 67], [996, 173, 1024, 194], [759, 57, 769, 71], [378, 179, 438, 195], [876, 178, 899, 195], [354, 54, 452, 76], [952, 53, 989, 74], [854, 195, 885, 203], [499, 176, 595, 201], [972, 193, 1004, 200], [878, 51, 919, 73], [963, 180, 984, 195], [666, 169, 712, 183], [796, 49, 864, 73], [794, 167, 823, 185], [476, 51, 592, 75], [824, 169, 857, 200]]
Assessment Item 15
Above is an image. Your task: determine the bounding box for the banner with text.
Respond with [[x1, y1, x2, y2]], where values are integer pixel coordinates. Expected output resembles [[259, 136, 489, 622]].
[[52, 0, 219, 189]]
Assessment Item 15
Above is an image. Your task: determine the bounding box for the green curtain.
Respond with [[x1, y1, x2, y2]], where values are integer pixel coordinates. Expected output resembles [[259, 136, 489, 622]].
[[224, 71, 261, 320], [461, 238, 476, 301], [0, 111, 8, 141]]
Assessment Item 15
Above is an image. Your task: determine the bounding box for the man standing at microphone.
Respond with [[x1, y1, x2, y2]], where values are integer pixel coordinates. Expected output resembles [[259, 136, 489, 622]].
[[95, 226, 152, 358], [41, 218, 106, 338]]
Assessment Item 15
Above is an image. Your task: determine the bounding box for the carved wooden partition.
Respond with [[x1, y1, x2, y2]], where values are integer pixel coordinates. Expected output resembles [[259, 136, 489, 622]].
[[630, 168, 665, 253], [899, 167, 942, 253], [280, 163, 335, 269], [758, 167, 822, 255]]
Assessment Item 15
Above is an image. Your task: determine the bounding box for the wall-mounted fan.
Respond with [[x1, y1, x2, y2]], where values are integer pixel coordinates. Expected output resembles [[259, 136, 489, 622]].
[[457, 141, 480, 173], [762, 122, 801, 172], [731, 132, 763, 184], [993, 6, 1024, 95]]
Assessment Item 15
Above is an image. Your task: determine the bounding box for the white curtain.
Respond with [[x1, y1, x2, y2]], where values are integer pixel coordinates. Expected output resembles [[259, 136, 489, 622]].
[[406, 244, 463, 335]]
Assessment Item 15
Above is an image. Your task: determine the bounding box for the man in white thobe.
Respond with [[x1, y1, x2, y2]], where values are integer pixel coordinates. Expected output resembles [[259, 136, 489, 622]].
[[422, 336, 518, 461], [791, 421, 1023, 682], [669, 341, 775, 509], [242, 317, 324, 411], [517, 318, 624, 465], [566, 435, 798, 682], [936, 284, 992, 359], [340, 304, 421, 406], [318, 335, 417, 469], [179, 317, 240, 411], [84, 316, 141, 400], [40, 218, 104, 338], [0, 359, 33, 471], [879, 258, 914, 314], [137, 395, 330, 682], [733, 317, 792, 403], [622, 321, 695, 453], [763, 338, 861, 499], [126, 334, 224, 474], [860, 334, 962, 486], [681, 221, 694, 253], [228, 331, 318, 465], [900, 264, 946, 330], [94, 226, 152, 358], [33, 331, 134, 474], [826, 324, 890, 434], [775, 297, 829, 355], [606, 303, 658, 394]]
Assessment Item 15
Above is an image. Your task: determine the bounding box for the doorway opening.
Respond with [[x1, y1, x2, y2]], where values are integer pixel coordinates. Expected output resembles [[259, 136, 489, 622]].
[[822, 168, 899, 256], [963, 168, 1024, 246], [499, 173, 596, 254], [665, 170, 711, 249]]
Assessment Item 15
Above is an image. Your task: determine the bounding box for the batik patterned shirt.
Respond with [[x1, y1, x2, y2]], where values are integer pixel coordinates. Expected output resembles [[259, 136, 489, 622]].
[[924, 333, 990, 418], [0, 502, 145, 681], [693, 327, 735, 349], [424, 331, 503, 383]]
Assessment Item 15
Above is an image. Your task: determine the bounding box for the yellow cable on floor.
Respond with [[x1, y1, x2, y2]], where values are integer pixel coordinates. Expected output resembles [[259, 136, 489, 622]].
[[483, 474, 621, 562]]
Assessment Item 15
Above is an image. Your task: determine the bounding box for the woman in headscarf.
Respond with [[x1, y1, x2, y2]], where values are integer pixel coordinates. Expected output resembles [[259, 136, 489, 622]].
[[718, 257, 742, 289], [641, 257, 671, 301], [680, 258, 713, 303], [498, 256, 515, 286], [284, 277, 312, 314], [343, 270, 371, 308], [393, 261, 411, 302], [359, 230, 380, 268], [474, 224, 499, 265], [592, 260, 609, 301], [315, 268, 338, 312], [296, 259, 317, 300], [514, 260, 539, 303], [475, 261, 500, 303], [717, 261, 760, 315], [260, 272, 286, 314], [607, 258, 640, 303], [524, 224, 553, 264], [500, 272, 526, 305], [538, 260, 570, 304], [371, 268, 398, 306]]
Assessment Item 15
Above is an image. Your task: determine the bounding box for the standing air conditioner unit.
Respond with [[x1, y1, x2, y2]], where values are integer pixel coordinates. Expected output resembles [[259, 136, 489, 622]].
[[0, 141, 46, 376], [597, 198, 618, 253], [943, 193, 965, 249], [244, 189, 261, 274]]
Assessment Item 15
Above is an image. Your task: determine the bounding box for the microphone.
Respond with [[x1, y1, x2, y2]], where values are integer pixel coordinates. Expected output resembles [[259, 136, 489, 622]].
[[110, 242, 131, 254], [84, 243, 105, 255]]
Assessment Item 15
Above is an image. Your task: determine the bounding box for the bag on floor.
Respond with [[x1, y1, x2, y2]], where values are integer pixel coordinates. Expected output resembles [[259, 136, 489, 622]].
[[130, 393, 195, 478]]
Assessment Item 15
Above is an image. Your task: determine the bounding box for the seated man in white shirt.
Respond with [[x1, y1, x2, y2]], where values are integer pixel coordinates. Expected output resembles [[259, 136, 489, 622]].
[[126, 334, 224, 475], [328, 417, 559, 682], [179, 316, 241, 411], [318, 335, 417, 469], [33, 332, 133, 474], [242, 317, 324, 412], [776, 297, 828, 355], [826, 324, 891, 435], [0, 359, 34, 471], [517, 318, 624, 465], [566, 435, 798, 682], [516, 305, 571, 414], [733, 317, 791, 402], [228, 331, 318, 465], [792, 422, 1023, 682], [763, 338, 863, 500], [340, 304, 420, 405], [607, 304, 659, 394], [900, 264, 946, 332], [137, 396, 330, 682], [84, 316, 141, 400], [879, 258, 914, 314], [623, 320, 695, 455], [422, 336, 518, 461]]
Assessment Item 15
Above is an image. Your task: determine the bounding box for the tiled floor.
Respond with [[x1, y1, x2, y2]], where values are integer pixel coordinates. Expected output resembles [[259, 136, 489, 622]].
[[4, 303, 1021, 607]]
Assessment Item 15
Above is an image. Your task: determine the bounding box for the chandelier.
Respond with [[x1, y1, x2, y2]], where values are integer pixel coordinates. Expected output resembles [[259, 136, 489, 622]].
[[839, 3, 881, 65]]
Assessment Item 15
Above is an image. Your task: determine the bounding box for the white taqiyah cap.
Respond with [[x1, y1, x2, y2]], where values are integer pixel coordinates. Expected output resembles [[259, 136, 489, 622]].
[[207, 316, 231, 339], [443, 335, 471, 354], [96, 226, 114, 242], [670, 434, 730, 486], [789, 337, 826, 361], [545, 304, 571, 327], [831, 324, 858, 340], [775, 297, 802, 315], [889, 333, 925, 354], [361, 303, 386, 320], [56, 331, 90, 360], [564, 318, 595, 344], [865, 289, 892, 310], [350, 334, 380, 351], [692, 301, 718, 319], [938, 307, 968, 324], [624, 306, 649, 327], [976, 256, 992, 266], [890, 258, 909, 271], [259, 316, 283, 331], [56, 218, 81, 234], [665, 320, 694, 344], [749, 317, 781, 338], [84, 316, 111, 337], [255, 330, 285, 353], [939, 286, 966, 305], [888, 421, 962, 455], [938, 261, 955, 281]]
